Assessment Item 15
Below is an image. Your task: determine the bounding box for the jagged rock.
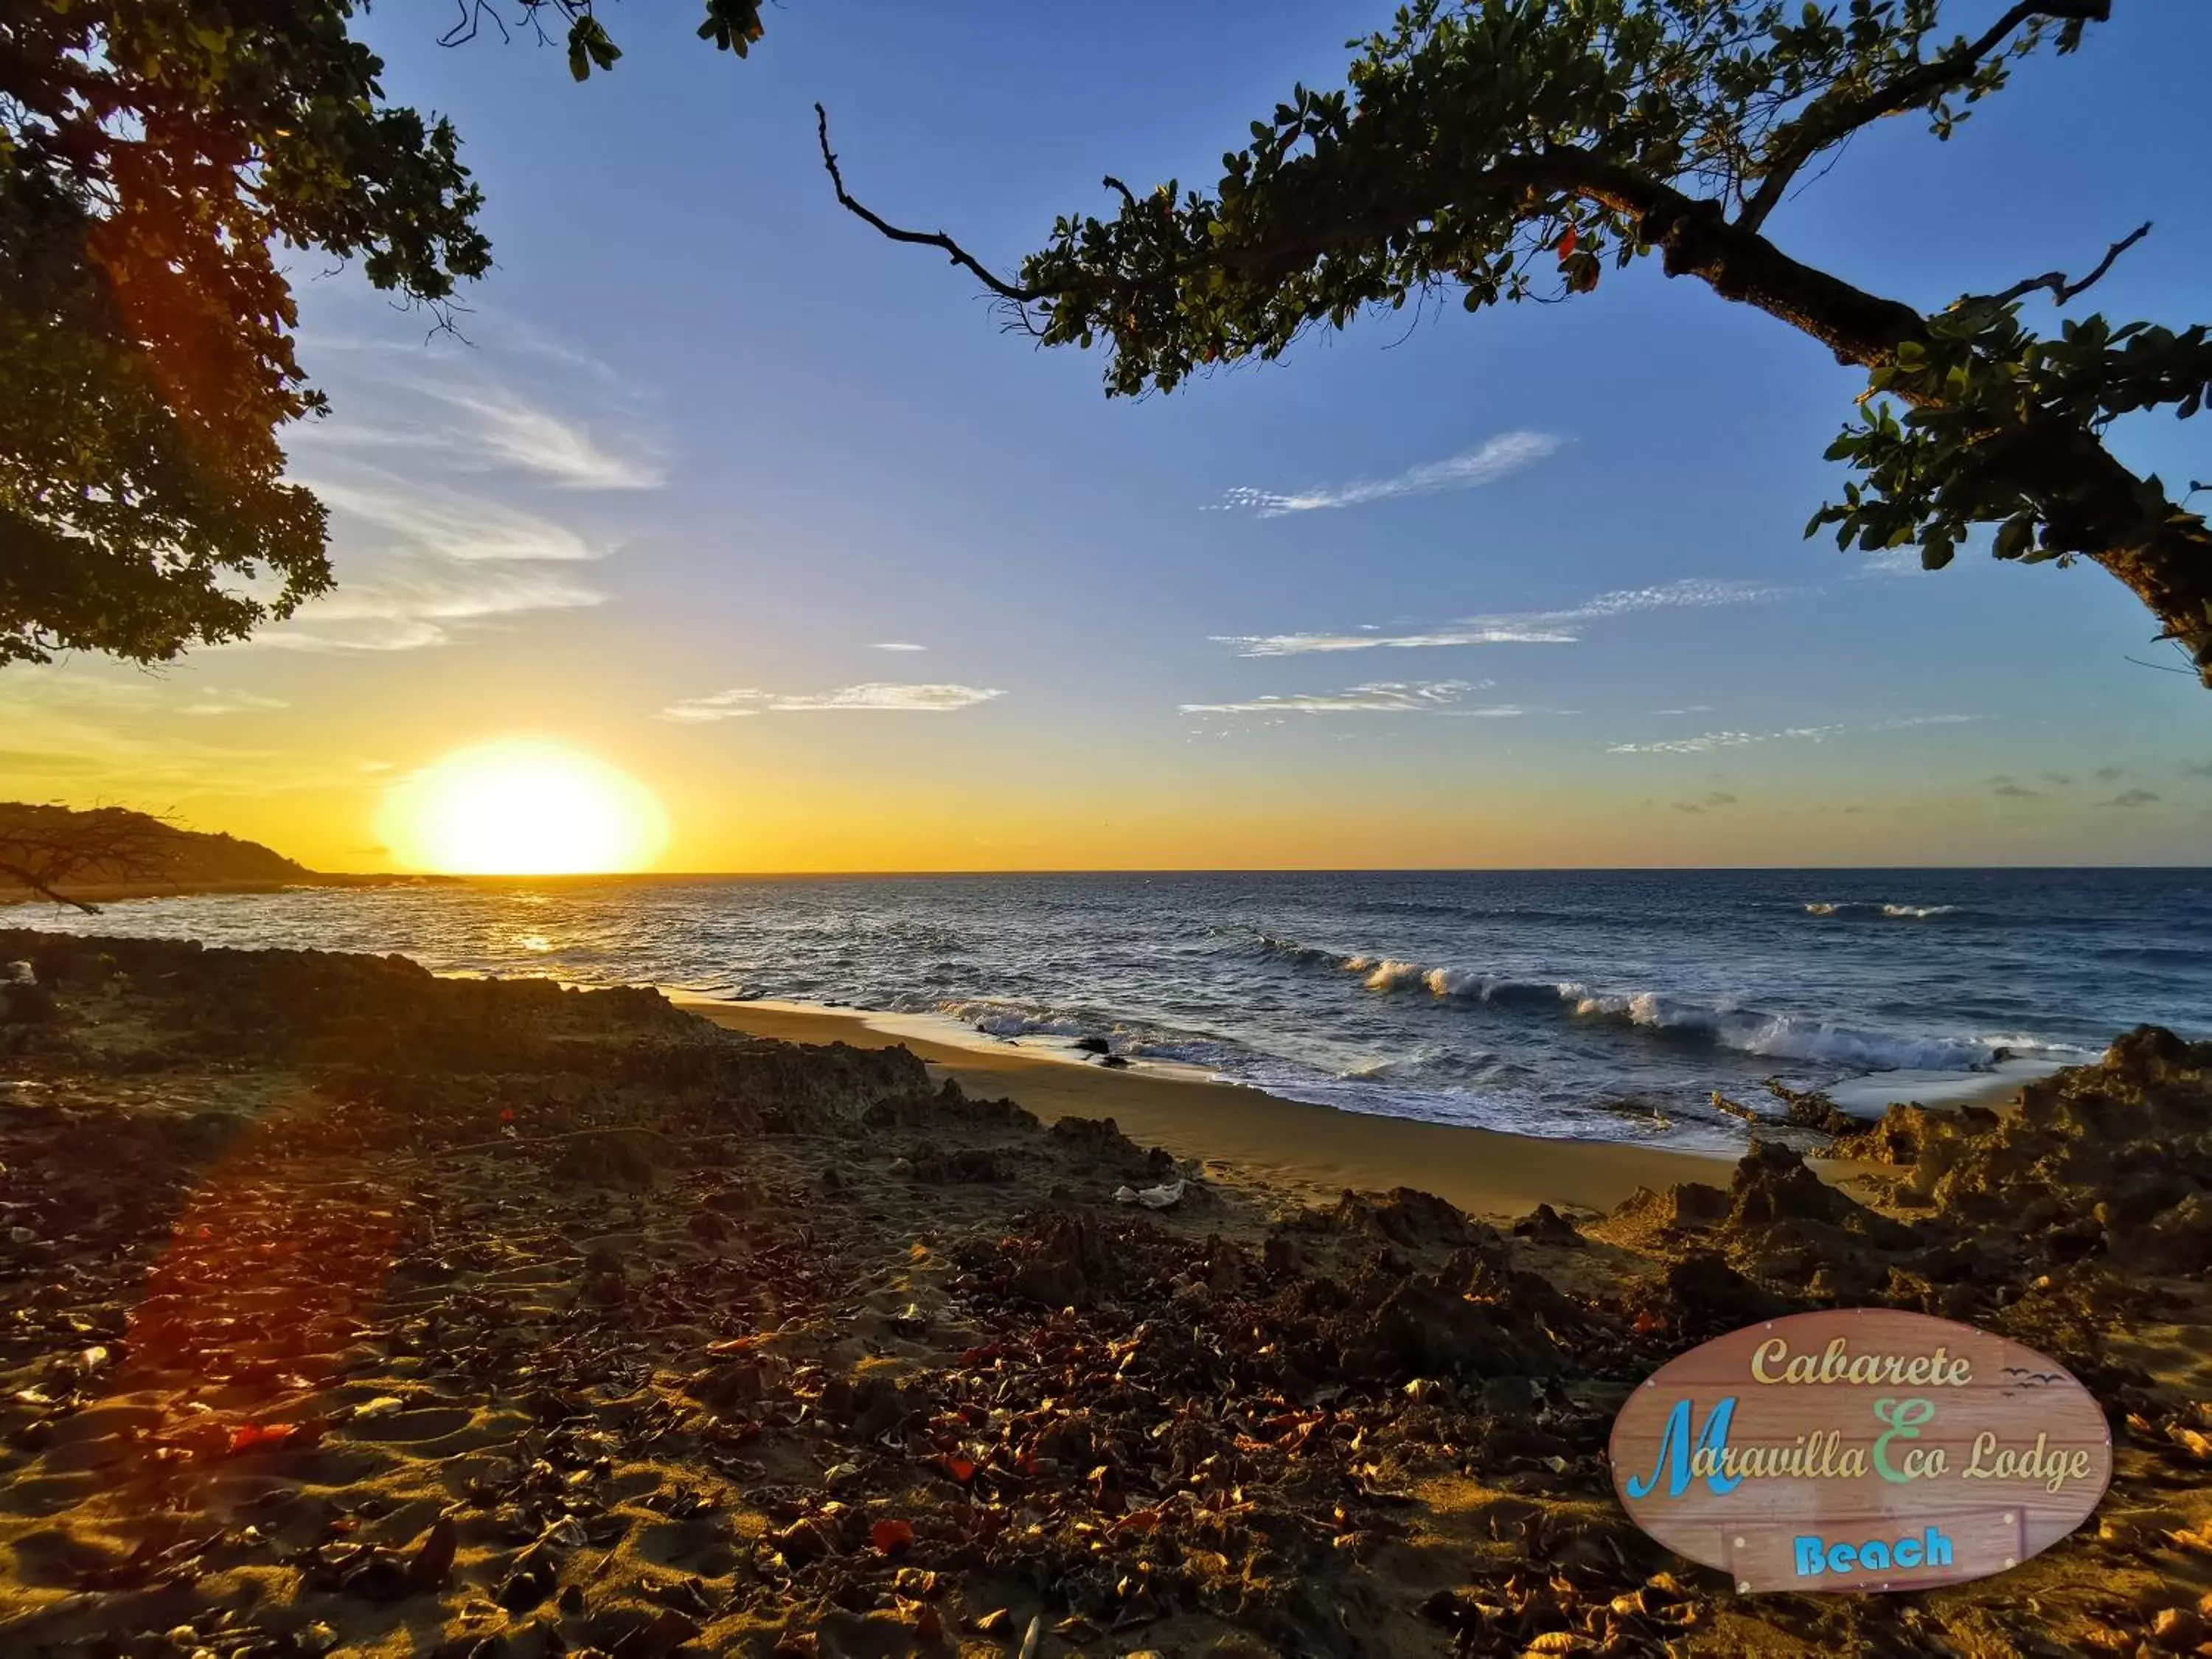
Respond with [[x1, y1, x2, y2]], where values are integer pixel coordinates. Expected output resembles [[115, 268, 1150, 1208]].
[[1324, 1186, 1498, 1250], [1728, 1140, 1852, 1227], [1613, 1181, 1731, 1233], [1512, 1203, 1584, 1246], [1656, 1252, 1788, 1329]]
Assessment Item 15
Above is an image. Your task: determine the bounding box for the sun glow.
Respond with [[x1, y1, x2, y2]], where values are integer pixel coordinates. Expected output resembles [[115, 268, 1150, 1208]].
[[381, 741, 668, 874]]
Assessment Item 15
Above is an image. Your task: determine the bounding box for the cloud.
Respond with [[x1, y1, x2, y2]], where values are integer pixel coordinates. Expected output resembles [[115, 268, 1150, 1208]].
[[869, 641, 928, 652], [1178, 680, 1498, 715], [177, 689, 290, 716], [2042, 772, 2074, 787], [291, 335, 664, 491], [1214, 579, 1790, 658], [2107, 788, 2161, 808], [1673, 790, 1738, 814], [1214, 431, 1562, 516], [1857, 547, 1928, 577], [301, 472, 599, 563], [1647, 705, 1715, 717], [409, 384, 663, 490], [0, 667, 292, 717], [2095, 765, 2126, 783], [661, 683, 1007, 721], [243, 561, 608, 653], [1607, 714, 1986, 756], [1992, 781, 2039, 799], [2180, 761, 2212, 779]]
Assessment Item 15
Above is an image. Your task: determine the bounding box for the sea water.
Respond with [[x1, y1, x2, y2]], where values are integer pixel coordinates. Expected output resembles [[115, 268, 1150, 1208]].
[[20, 868, 2208, 1151]]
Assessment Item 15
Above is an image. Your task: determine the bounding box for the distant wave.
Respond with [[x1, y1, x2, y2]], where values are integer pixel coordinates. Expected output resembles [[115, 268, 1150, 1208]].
[[1253, 931, 2056, 1073], [1802, 900, 1961, 919]]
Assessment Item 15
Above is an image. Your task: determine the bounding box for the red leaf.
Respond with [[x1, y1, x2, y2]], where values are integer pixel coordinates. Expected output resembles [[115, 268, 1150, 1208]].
[[499, 1107, 516, 1124], [872, 1518, 916, 1555], [226, 1422, 296, 1455], [941, 1454, 977, 1484], [1557, 225, 1578, 260]]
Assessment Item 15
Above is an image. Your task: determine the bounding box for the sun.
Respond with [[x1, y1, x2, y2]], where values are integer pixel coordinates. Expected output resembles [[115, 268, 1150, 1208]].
[[380, 741, 669, 875]]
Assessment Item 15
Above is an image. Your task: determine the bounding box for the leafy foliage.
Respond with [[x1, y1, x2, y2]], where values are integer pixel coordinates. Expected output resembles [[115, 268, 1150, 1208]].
[[827, 0, 2212, 680], [2, 1, 771, 670], [0, 2, 492, 666], [439, 2, 769, 80]]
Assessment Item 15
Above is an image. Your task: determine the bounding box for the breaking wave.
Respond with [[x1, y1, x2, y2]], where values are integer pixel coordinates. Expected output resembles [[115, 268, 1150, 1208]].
[[1253, 932, 2028, 1072], [1803, 900, 1961, 919]]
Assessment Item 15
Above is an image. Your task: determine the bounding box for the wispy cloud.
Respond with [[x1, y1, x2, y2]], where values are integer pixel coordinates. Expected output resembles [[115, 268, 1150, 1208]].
[[243, 561, 608, 654], [1607, 714, 1986, 756], [1214, 578, 1790, 658], [1991, 778, 2039, 799], [0, 667, 290, 718], [177, 689, 290, 716], [660, 683, 1006, 722], [291, 332, 664, 491], [1213, 431, 1562, 517], [2107, 787, 2161, 808], [1178, 679, 1494, 715], [301, 471, 599, 563], [869, 641, 928, 653], [408, 383, 664, 490]]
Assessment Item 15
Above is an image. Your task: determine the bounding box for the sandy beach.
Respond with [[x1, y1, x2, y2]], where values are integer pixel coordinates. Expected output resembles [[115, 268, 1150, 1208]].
[[678, 997, 1733, 1220], [4, 929, 2210, 1658]]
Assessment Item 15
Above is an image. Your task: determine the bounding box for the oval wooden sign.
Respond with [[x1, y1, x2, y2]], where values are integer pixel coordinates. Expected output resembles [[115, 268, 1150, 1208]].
[[1609, 1308, 2111, 1593]]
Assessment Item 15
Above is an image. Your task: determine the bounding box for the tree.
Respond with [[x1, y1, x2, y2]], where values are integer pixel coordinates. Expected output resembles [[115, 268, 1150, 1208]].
[[0, 804, 185, 913], [815, 0, 2212, 685], [0, 1, 764, 669]]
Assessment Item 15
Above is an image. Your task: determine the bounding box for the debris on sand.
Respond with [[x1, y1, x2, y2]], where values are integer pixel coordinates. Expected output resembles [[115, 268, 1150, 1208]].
[[0, 931, 2208, 1659]]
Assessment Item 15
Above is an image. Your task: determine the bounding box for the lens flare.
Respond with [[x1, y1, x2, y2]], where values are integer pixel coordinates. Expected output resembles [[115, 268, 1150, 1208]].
[[380, 741, 667, 874]]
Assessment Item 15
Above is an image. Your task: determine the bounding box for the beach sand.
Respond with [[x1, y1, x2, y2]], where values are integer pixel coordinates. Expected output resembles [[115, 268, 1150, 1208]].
[[679, 998, 1731, 1221], [4, 931, 2209, 1658]]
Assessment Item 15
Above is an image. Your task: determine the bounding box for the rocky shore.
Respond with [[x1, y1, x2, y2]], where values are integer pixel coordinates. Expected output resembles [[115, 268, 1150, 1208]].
[[1, 931, 2208, 1657]]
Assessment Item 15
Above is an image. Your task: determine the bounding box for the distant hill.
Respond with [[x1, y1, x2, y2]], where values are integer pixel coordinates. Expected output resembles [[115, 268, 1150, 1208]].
[[0, 803, 314, 905]]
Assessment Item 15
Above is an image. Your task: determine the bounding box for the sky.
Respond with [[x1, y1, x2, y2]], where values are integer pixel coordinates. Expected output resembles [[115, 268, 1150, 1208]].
[[5, 1, 2211, 872]]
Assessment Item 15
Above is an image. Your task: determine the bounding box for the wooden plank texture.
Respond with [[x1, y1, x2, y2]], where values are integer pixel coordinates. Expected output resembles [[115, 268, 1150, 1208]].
[[1609, 1308, 2110, 1593]]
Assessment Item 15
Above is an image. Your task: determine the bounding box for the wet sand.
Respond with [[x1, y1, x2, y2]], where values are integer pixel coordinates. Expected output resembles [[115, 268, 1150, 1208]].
[[678, 996, 1732, 1220]]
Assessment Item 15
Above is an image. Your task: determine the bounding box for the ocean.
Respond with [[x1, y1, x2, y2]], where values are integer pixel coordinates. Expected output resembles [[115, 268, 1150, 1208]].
[[21, 868, 2208, 1152]]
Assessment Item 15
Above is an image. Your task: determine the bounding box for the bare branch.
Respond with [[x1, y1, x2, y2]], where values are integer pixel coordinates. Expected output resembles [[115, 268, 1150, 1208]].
[[814, 104, 1044, 305], [0, 804, 184, 912], [1739, 1, 2110, 232], [1102, 175, 1140, 213], [1959, 221, 2153, 311]]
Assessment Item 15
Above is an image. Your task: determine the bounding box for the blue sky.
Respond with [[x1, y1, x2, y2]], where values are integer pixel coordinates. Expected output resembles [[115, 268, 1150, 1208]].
[[6, 1, 2209, 868]]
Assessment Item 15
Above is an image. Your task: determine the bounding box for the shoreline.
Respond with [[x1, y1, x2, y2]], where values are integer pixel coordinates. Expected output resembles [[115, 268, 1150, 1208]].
[[676, 993, 1738, 1220]]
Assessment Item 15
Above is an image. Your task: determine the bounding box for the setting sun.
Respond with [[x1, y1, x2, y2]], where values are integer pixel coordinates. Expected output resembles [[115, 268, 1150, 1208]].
[[380, 741, 668, 874]]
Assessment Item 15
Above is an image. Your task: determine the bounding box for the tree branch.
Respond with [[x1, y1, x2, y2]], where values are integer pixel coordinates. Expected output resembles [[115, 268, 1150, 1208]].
[[1738, 0, 2110, 232], [0, 863, 99, 914], [1958, 220, 2152, 310], [814, 104, 1043, 304]]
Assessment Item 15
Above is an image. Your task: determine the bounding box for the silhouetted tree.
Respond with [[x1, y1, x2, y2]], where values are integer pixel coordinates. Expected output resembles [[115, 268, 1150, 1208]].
[[0, 806, 184, 913], [817, 1, 2212, 684], [0, 1, 764, 668]]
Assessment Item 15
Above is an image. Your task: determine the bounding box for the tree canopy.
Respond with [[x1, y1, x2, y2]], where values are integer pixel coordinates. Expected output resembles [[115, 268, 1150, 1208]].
[[818, 0, 2212, 685], [0, 1, 762, 669]]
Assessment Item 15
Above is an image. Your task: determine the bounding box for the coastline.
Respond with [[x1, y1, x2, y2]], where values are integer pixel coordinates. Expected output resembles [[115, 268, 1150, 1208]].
[[4, 928, 2207, 1657], [677, 994, 1736, 1220]]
